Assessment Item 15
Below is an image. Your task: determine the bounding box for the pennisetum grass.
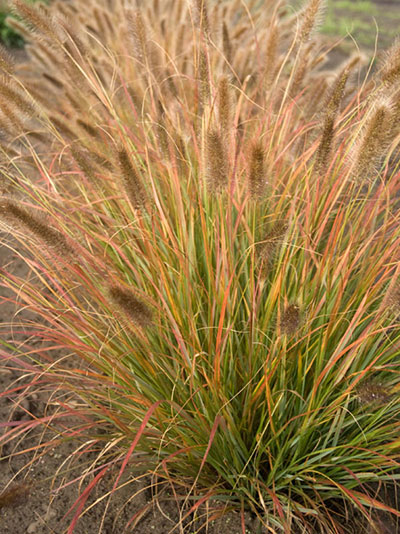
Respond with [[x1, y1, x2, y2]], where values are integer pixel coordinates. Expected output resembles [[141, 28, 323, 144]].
[[1, 0, 400, 532]]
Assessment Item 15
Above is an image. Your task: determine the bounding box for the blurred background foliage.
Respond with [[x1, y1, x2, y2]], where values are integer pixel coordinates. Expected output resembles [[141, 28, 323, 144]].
[[0, 0, 43, 47], [321, 0, 399, 52], [0, 0, 399, 50]]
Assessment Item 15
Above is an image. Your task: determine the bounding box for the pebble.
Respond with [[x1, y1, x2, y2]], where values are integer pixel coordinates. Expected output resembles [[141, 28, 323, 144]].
[[27, 521, 38, 533], [27, 508, 56, 532]]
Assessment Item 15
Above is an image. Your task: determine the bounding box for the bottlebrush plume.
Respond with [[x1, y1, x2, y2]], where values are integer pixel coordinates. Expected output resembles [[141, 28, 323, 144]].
[[248, 141, 267, 199], [298, 0, 326, 43], [205, 129, 228, 193], [280, 304, 301, 335], [0, 199, 73, 255], [356, 381, 392, 406], [0, 482, 31, 510], [380, 38, 400, 85], [108, 285, 153, 328], [117, 148, 148, 210], [352, 99, 394, 182], [217, 76, 231, 136]]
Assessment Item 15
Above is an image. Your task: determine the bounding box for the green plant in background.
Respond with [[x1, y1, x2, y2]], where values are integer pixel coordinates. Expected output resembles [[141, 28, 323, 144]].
[[0, 10, 23, 47], [322, 0, 377, 45], [0, 0, 44, 47], [2, 0, 400, 533], [321, 0, 400, 51]]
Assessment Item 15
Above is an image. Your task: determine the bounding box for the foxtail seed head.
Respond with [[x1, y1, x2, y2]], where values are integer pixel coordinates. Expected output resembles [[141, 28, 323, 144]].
[[356, 381, 392, 406], [280, 304, 301, 335], [205, 129, 228, 193], [248, 141, 267, 199], [256, 221, 288, 277], [198, 49, 210, 109], [0, 482, 31, 510], [0, 199, 73, 255], [0, 45, 14, 75], [315, 114, 335, 174], [108, 285, 153, 328], [76, 119, 100, 139], [222, 21, 232, 65], [380, 38, 400, 86], [352, 99, 394, 181], [264, 22, 279, 88], [257, 222, 288, 259], [193, 0, 209, 35], [117, 148, 147, 210], [71, 146, 99, 182], [384, 281, 400, 316], [298, 0, 325, 43], [13, 0, 59, 42], [325, 67, 349, 119], [128, 9, 148, 63], [218, 76, 231, 135]]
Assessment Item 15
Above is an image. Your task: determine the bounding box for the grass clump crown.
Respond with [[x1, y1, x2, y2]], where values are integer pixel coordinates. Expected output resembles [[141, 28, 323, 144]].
[[2, 0, 400, 532]]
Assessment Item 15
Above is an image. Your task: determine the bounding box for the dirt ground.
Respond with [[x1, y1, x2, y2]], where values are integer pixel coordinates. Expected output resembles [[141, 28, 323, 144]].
[[2, 2, 400, 533]]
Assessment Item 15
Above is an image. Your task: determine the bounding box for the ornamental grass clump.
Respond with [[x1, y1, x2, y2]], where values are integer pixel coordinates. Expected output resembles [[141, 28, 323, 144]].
[[2, 0, 400, 532]]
